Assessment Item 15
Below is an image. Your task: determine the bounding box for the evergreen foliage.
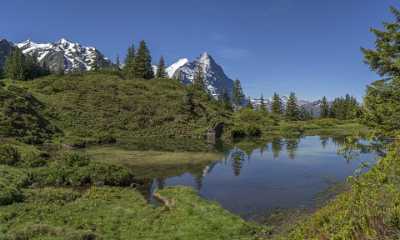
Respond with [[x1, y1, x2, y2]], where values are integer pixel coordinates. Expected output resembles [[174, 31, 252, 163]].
[[219, 88, 232, 111], [232, 79, 245, 106], [4, 48, 48, 81], [362, 7, 400, 136], [271, 93, 283, 115], [193, 64, 206, 91], [115, 54, 120, 70], [123, 43, 136, 78], [133, 40, 154, 79], [259, 94, 268, 113], [156, 56, 167, 78], [320, 96, 330, 118], [285, 92, 299, 120], [329, 94, 359, 120]]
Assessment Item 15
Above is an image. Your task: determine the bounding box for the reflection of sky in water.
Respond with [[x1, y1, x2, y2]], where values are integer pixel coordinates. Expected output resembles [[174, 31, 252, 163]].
[[150, 136, 379, 217]]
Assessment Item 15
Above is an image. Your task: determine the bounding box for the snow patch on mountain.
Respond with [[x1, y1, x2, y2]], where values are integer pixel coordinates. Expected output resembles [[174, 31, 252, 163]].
[[167, 53, 234, 98], [16, 38, 112, 73]]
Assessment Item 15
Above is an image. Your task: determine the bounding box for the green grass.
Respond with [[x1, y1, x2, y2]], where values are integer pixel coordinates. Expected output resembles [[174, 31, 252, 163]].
[[0, 187, 267, 240], [13, 72, 230, 145], [85, 146, 223, 178]]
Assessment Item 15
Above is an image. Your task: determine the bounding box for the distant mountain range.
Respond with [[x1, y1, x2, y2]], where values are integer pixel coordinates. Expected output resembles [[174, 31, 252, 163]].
[[0, 37, 319, 105]]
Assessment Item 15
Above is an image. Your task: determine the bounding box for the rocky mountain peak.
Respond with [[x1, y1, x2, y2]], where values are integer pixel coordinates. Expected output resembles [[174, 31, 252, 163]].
[[167, 53, 234, 98]]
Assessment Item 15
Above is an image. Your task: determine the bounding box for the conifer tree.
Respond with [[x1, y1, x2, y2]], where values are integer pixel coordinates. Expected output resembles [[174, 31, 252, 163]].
[[133, 40, 154, 79], [115, 54, 121, 70], [193, 64, 205, 91], [271, 92, 283, 115], [232, 79, 245, 106], [246, 97, 254, 109], [124, 43, 136, 78], [220, 88, 232, 111], [320, 96, 330, 118], [5, 48, 27, 80], [156, 56, 167, 78], [362, 7, 400, 135], [260, 94, 268, 113], [285, 92, 299, 121]]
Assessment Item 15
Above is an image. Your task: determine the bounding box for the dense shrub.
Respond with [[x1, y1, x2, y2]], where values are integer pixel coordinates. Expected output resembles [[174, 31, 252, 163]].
[[0, 85, 56, 144], [0, 166, 29, 205], [0, 181, 23, 206], [0, 144, 21, 166], [31, 153, 136, 187]]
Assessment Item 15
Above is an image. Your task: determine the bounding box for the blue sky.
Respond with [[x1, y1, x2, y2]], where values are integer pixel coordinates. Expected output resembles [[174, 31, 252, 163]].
[[0, 0, 397, 100]]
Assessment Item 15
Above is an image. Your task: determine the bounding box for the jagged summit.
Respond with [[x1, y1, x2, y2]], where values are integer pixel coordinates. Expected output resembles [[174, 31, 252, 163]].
[[167, 53, 234, 98], [16, 38, 112, 73]]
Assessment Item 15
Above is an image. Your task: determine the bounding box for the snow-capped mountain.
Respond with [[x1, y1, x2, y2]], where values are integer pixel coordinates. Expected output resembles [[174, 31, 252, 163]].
[[16, 38, 113, 73], [167, 53, 234, 98]]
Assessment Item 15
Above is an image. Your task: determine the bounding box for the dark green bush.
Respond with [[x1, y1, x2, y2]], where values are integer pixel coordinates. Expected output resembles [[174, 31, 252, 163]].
[[0, 181, 23, 206], [0, 144, 21, 166], [31, 153, 136, 187]]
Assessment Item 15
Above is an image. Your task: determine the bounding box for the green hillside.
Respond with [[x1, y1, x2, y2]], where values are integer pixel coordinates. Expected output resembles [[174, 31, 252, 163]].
[[3, 71, 230, 147]]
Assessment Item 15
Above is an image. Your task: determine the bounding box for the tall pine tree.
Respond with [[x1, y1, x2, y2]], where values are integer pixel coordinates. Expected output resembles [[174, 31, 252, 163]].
[[271, 93, 283, 115], [285, 92, 299, 121], [156, 56, 167, 78], [320, 96, 330, 118], [193, 64, 205, 91], [362, 7, 400, 135], [232, 79, 245, 106], [133, 40, 154, 79], [124, 43, 136, 78], [259, 94, 268, 113]]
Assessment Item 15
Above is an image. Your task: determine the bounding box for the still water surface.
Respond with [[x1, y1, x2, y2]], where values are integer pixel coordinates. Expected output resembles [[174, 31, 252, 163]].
[[142, 136, 380, 217]]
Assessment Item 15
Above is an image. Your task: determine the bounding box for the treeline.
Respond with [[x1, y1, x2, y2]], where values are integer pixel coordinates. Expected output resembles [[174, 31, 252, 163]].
[[244, 92, 360, 121], [2, 48, 49, 80]]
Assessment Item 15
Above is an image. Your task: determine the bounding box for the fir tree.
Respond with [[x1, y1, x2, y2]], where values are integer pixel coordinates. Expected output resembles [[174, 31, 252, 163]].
[[320, 96, 330, 118], [124, 43, 136, 78], [156, 56, 167, 78], [299, 106, 311, 120], [362, 7, 400, 135], [193, 64, 205, 91], [115, 54, 121, 70], [285, 92, 299, 121], [219, 88, 232, 111], [5, 48, 26, 80], [232, 79, 245, 106], [246, 97, 254, 109], [133, 40, 154, 79], [271, 92, 283, 115], [259, 94, 268, 113]]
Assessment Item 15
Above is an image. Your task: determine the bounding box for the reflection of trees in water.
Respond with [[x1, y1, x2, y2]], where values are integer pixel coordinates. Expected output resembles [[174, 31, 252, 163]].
[[194, 173, 203, 190], [286, 138, 299, 160], [331, 136, 386, 162], [230, 148, 247, 176], [272, 138, 283, 159], [259, 144, 269, 156], [320, 136, 329, 148]]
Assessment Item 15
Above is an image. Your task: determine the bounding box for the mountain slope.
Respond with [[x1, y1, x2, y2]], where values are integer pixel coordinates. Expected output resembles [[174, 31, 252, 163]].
[[168, 53, 234, 98], [18, 72, 230, 146], [16, 38, 113, 73]]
